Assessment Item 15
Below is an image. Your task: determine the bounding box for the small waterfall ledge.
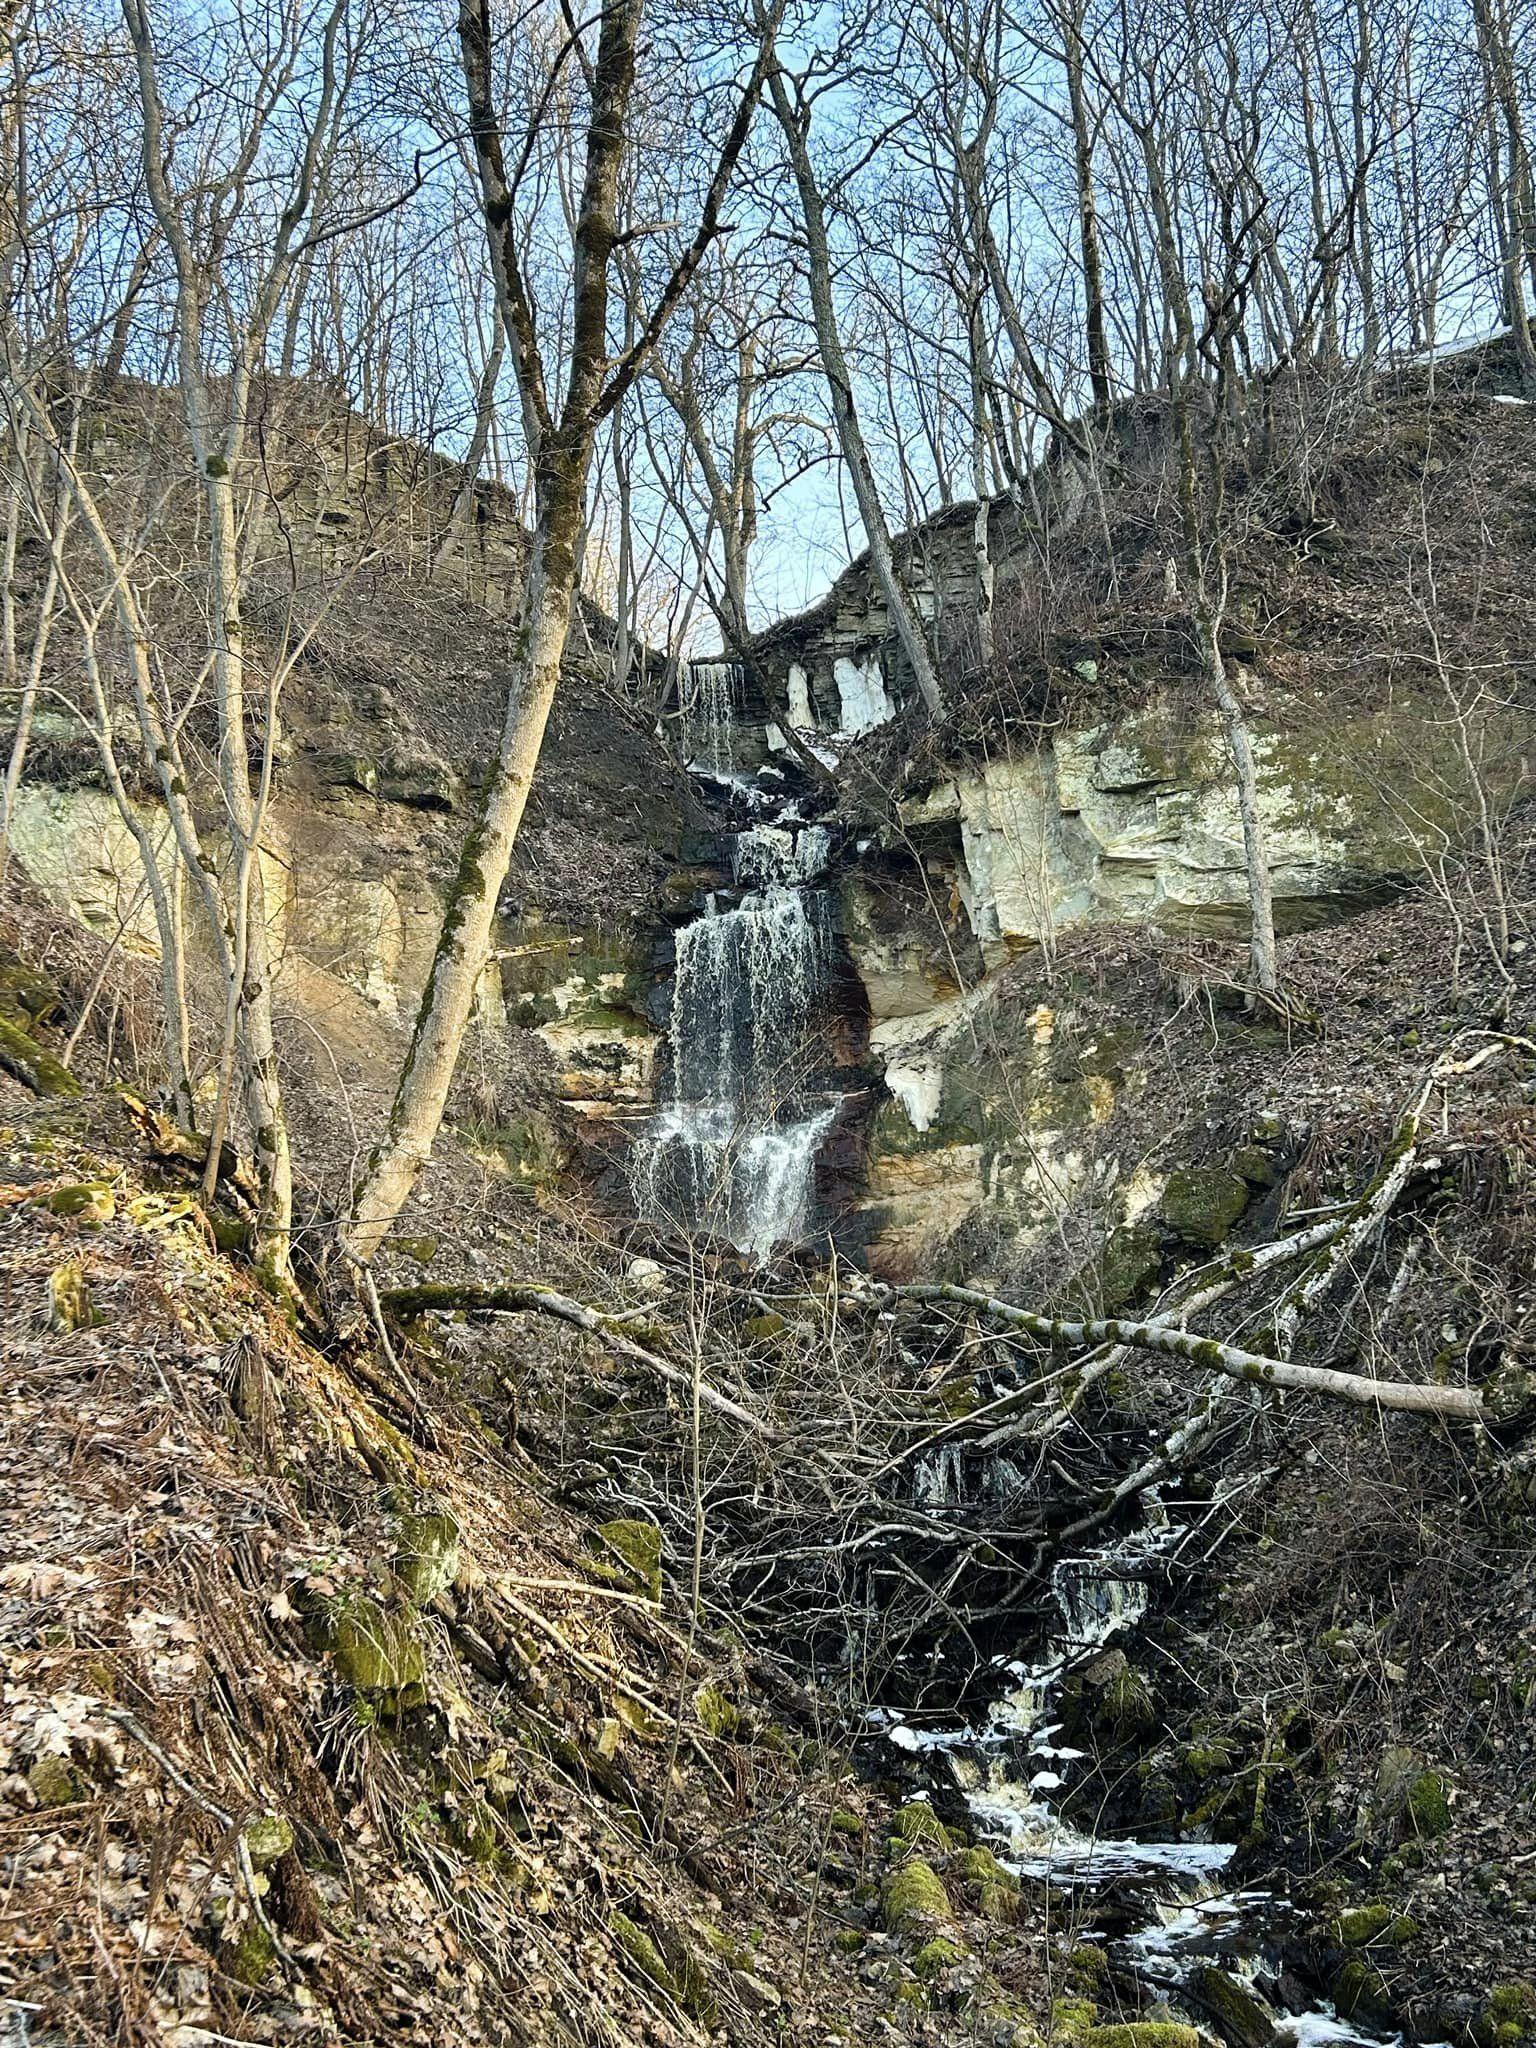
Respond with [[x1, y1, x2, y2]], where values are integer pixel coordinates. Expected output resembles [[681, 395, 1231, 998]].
[[630, 664, 843, 1262]]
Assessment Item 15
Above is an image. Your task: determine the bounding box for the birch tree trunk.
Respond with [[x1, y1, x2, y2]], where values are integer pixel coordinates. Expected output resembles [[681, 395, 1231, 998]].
[[340, 0, 640, 1269], [341, 0, 776, 1269]]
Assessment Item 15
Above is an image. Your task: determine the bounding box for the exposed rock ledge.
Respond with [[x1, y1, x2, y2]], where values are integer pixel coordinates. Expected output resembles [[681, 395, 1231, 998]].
[[893, 694, 1490, 956]]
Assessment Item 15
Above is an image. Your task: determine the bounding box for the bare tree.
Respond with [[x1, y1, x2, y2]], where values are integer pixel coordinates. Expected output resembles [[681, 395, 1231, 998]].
[[759, 18, 946, 718], [340, 0, 781, 1269]]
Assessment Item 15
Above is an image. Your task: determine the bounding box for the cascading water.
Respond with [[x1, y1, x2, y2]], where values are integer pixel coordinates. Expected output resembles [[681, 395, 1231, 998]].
[[681, 659, 740, 779], [875, 1505, 1432, 2048], [631, 695, 841, 1261]]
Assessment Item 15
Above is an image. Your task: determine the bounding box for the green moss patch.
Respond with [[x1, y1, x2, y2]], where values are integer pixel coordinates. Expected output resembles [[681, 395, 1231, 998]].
[[889, 1800, 959, 1852], [881, 1856, 953, 1936], [1191, 1964, 1275, 2048], [1083, 2027, 1201, 2048], [1161, 1167, 1250, 1247], [318, 1594, 427, 1712], [913, 1935, 968, 1978], [586, 1518, 663, 1602], [0, 1015, 79, 1096], [1404, 1767, 1452, 1839], [1336, 1904, 1417, 1946], [393, 1508, 460, 1605]]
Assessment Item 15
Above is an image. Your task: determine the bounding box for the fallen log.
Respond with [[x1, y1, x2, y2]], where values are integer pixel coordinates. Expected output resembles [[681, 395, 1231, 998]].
[[886, 1281, 1485, 1421]]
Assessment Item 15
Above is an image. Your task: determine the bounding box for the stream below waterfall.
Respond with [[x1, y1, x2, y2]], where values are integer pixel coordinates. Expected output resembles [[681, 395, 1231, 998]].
[[873, 1501, 1436, 2048]]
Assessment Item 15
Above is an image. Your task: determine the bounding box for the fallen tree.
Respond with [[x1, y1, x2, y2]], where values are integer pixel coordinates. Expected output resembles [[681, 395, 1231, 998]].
[[883, 1282, 1487, 1420]]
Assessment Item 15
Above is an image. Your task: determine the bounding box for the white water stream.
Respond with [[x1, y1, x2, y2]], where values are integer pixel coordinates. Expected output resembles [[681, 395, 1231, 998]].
[[876, 1503, 1429, 2048]]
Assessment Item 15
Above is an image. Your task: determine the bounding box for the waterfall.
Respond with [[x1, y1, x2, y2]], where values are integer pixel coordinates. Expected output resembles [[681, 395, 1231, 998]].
[[631, 823, 839, 1261], [731, 822, 833, 889], [682, 660, 740, 778]]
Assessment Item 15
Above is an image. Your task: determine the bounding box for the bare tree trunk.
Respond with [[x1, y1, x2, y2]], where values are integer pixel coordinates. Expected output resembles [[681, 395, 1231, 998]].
[[891, 1282, 1484, 1420], [1063, 5, 1113, 417], [343, 501, 584, 1267], [200, 468, 294, 1283], [341, 0, 641, 1268], [765, 65, 944, 719], [0, 418, 75, 886], [1203, 631, 1280, 995], [432, 326, 505, 580]]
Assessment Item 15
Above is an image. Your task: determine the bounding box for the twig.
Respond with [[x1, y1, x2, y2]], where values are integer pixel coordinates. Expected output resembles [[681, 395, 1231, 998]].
[[107, 1709, 301, 1977]]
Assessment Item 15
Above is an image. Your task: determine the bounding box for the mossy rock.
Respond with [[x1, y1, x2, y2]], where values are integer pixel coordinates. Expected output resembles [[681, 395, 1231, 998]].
[[34, 1181, 114, 1223], [610, 1911, 717, 2022], [27, 1755, 83, 1808], [225, 1917, 277, 1988], [0, 958, 63, 1028], [1052, 1994, 1100, 2043], [1484, 1365, 1536, 1426], [1336, 1904, 1417, 1946], [913, 1935, 969, 1979], [611, 1909, 675, 1994], [242, 1814, 295, 1870], [1178, 1731, 1240, 1782], [392, 1234, 440, 1267], [1161, 1167, 1249, 1247], [1405, 1768, 1452, 1839], [614, 1693, 668, 1742], [448, 1798, 502, 1863], [829, 1808, 864, 1838], [700, 1922, 756, 1970], [881, 1856, 954, 1937], [587, 1518, 663, 1602], [1083, 2028, 1201, 2048], [694, 1682, 744, 1740], [393, 1508, 460, 1605], [1095, 1223, 1164, 1312], [320, 1595, 427, 1712], [1334, 1959, 1389, 2020], [209, 1206, 254, 1254], [742, 1311, 786, 1342], [1229, 1144, 1279, 1188], [1191, 1964, 1275, 2048], [889, 1800, 960, 1852], [47, 1260, 99, 1333], [1475, 1985, 1536, 2048], [954, 1844, 1020, 1922], [1096, 1664, 1156, 1737]]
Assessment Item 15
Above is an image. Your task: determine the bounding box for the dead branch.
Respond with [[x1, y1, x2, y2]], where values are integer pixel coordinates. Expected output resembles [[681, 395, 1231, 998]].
[[379, 1280, 769, 1434]]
